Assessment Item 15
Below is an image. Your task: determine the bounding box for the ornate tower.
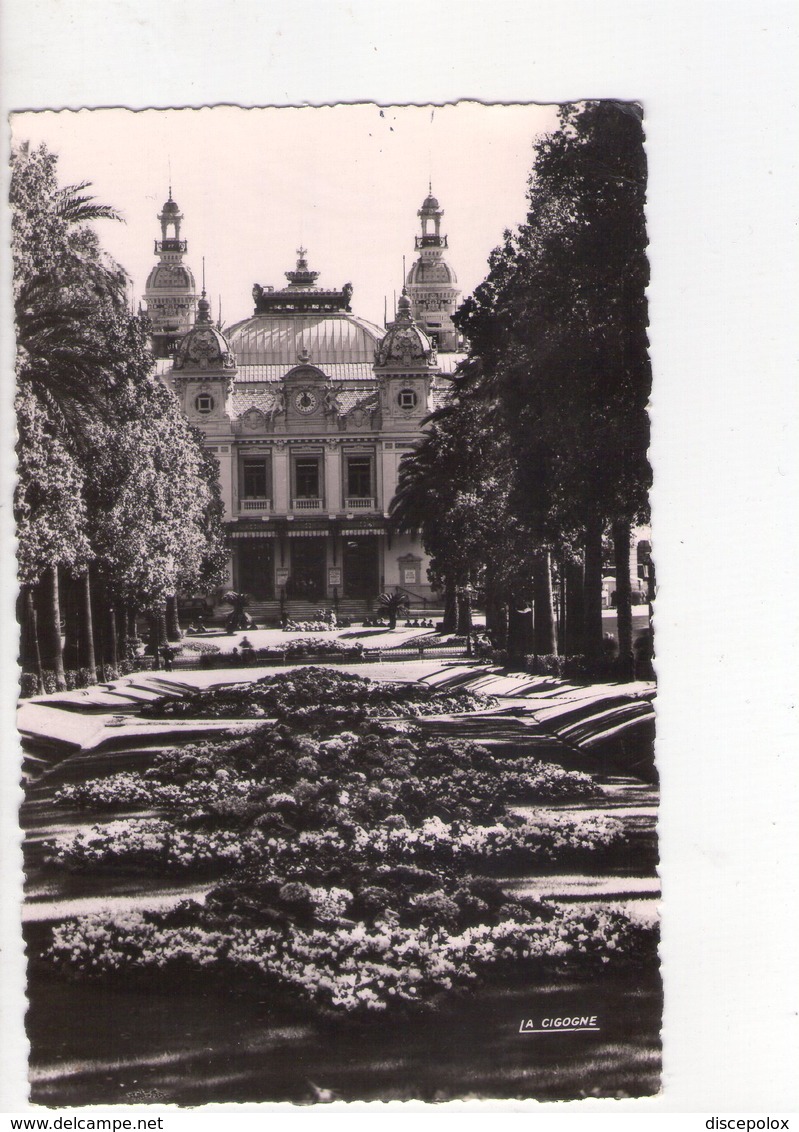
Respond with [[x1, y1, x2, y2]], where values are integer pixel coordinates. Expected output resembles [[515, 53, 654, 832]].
[[405, 187, 461, 352], [144, 191, 197, 358], [374, 289, 439, 434], [171, 289, 236, 427]]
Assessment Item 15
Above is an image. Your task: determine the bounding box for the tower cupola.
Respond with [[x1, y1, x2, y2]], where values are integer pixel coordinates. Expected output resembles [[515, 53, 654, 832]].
[[405, 186, 461, 352], [374, 287, 438, 431], [170, 281, 237, 424], [143, 188, 197, 358], [417, 188, 445, 247]]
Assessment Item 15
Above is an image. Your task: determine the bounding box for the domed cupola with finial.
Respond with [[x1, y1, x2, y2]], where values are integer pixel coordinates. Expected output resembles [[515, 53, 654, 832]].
[[374, 288, 438, 431], [171, 268, 236, 423], [143, 188, 198, 358], [405, 185, 461, 352]]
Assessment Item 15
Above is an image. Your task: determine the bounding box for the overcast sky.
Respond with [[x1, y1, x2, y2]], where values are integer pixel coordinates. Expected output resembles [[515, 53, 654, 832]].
[[11, 103, 562, 330]]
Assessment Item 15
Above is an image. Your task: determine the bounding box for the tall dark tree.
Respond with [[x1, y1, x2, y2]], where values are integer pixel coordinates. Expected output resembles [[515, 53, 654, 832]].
[[456, 100, 651, 669], [389, 393, 519, 638]]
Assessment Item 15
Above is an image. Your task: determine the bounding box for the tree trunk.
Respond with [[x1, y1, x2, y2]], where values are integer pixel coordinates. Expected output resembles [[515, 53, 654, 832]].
[[41, 564, 66, 690], [533, 549, 557, 655], [107, 602, 118, 670], [123, 606, 138, 662], [165, 595, 182, 642], [148, 605, 168, 668], [613, 518, 635, 680], [17, 589, 34, 670], [456, 590, 472, 637], [61, 572, 81, 671], [494, 602, 509, 650], [22, 588, 44, 693], [564, 557, 585, 657], [483, 566, 498, 637], [442, 578, 458, 634], [583, 515, 605, 665], [507, 602, 534, 663], [81, 569, 97, 682]]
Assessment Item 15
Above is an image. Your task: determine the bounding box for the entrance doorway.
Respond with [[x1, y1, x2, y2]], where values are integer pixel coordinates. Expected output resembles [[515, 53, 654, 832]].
[[286, 538, 327, 601], [236, 539, 274, 600], [343, 536, 379, 599]]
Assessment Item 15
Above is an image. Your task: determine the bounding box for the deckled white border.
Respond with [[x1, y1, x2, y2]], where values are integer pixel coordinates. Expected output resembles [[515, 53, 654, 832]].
[[2, 0, 798, 1120]]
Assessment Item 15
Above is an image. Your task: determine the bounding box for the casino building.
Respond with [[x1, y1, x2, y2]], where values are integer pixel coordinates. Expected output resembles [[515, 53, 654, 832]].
[[146, 190, 464, 618]]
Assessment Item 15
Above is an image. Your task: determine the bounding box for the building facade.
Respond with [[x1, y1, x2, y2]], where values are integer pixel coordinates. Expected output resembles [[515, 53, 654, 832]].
[[154, 193, 463, 616]]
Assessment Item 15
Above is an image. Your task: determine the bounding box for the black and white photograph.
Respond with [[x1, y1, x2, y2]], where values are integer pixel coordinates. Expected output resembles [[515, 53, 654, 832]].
[[10, 101, 659, 1105]]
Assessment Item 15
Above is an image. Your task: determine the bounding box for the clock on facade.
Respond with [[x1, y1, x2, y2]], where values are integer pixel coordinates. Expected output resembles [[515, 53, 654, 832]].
[[294, 389, 319, 414]]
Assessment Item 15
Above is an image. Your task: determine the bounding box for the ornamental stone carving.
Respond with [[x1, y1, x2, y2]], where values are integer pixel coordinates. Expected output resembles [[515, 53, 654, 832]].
[[242, 408, 265, 430]]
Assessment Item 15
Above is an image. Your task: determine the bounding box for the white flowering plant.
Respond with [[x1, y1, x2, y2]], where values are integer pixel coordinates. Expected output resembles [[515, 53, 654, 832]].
[[45, 900, 656, 1016]]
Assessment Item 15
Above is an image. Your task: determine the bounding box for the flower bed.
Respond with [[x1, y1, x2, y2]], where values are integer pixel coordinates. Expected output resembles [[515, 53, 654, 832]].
[[180, 640, 222, 655], [40, 667, 647, 1021], [47, 900, 655, 1016], [141, 666, 493, 721], [48, 723, 613, 877], [196, 640, 365, 669], [46, 810, 623, 875], [55, 724, 601, 823]]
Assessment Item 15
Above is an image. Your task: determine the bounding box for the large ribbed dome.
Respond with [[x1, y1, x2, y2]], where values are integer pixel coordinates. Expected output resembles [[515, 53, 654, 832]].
[[226, 312, 384, 366], [146, 262, 196, 290], [406, 258, 458, 286]]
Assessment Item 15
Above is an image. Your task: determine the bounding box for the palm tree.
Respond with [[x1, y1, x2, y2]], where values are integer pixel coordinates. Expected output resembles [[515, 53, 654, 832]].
[[223, 591, 251, 633], [378, 590, 410, 630], [14, 214, 127, 446]]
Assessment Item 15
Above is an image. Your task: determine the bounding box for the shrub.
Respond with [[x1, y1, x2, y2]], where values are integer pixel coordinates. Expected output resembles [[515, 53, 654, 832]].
[[563, 655, 588, 679], [19, 672, 40, 698], [524, 654, 564, 677]]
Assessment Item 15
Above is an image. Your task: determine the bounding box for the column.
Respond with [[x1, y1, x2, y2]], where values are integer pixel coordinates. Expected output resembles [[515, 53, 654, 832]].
[[273, 443, 290, 513], [324, 440, 342, 512]]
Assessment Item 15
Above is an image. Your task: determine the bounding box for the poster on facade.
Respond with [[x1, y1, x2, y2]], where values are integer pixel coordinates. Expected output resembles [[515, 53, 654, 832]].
[[10, 102, 658, 1106]]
